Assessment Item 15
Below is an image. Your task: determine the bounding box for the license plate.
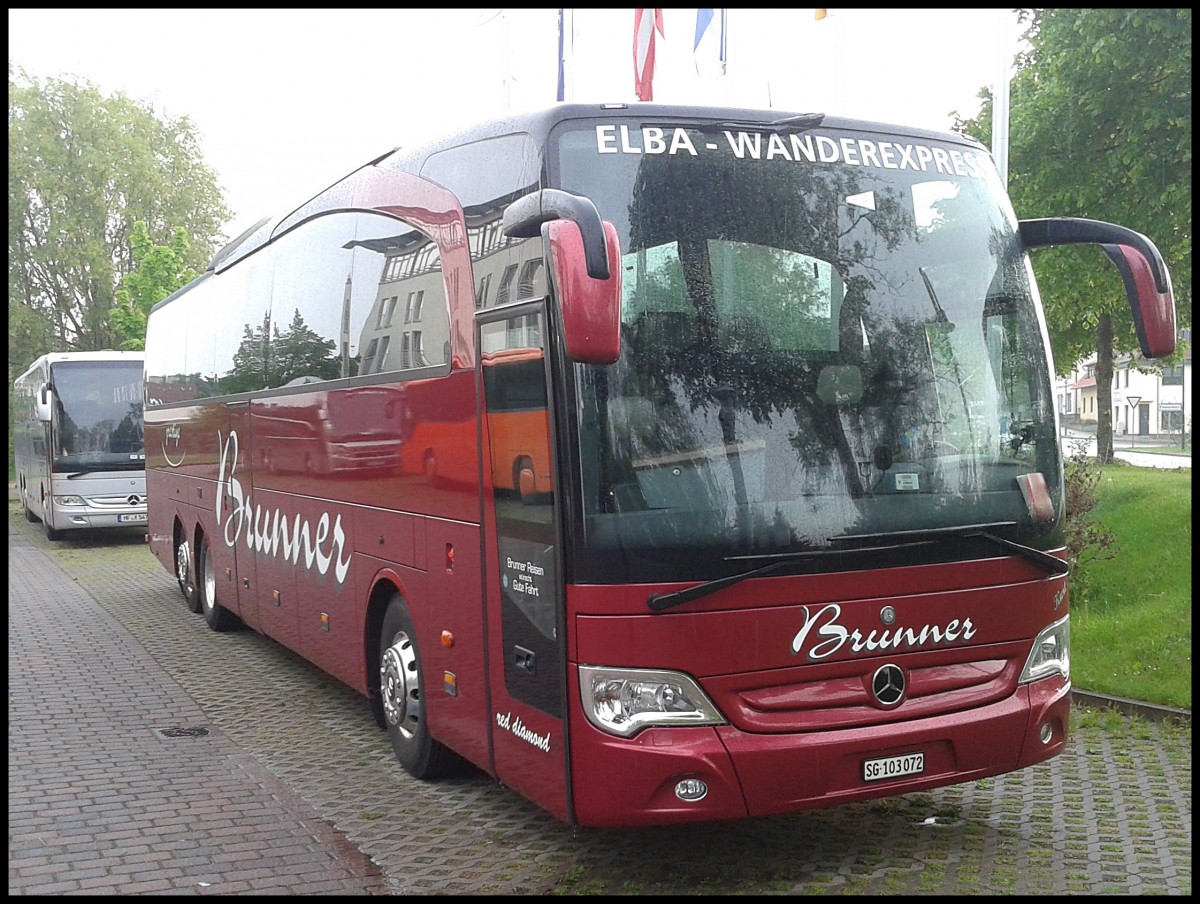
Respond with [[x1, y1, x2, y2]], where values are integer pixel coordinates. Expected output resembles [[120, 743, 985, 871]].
[[118, 513, 148, 524], [862, 751, 924, 782]]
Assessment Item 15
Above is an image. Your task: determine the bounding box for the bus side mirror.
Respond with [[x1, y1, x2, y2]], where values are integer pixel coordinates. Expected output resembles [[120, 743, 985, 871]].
[[35, 382, 53, 422], [502, 188, 622, 365], [1019, 217, 1176, 359], [544, 218, 622, 365]]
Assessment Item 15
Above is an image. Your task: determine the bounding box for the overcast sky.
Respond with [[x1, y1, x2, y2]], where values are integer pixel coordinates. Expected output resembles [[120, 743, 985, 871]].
[[9, 8, 1023, 241]]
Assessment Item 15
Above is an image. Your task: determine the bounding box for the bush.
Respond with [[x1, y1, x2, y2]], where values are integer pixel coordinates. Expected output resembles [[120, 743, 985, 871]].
[[1063, 454, 1117, 605]]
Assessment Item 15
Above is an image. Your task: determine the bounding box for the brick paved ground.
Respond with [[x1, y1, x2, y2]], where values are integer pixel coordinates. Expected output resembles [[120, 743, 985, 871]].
[[8, 527, 388, 895], [8, 492, 1192, 895]]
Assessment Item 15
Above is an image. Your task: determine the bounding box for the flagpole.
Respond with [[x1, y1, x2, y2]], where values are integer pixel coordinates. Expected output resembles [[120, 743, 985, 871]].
[[565, 8, 574, 102], [557, 9, 575, 102], [557, 9, 565, 102], [722, 8, 733, 106], [992, 8, 1011, 187]]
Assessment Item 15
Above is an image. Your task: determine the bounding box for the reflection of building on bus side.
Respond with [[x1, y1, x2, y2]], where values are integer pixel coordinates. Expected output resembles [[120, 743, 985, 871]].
[[464, 194, 547, 347], [348, 194, 548, 377], [347, 232, 450, 375]]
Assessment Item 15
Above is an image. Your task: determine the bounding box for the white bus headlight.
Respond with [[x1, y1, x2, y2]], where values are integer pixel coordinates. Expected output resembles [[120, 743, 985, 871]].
[[578, 665, 725, 738], [53, 495, 85, 506], [1020, 615, 1070, 683]]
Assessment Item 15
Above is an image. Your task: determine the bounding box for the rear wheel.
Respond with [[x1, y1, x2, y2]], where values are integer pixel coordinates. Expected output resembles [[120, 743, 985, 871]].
[[199, 534, 238, 632], [379, 594, 458, 779], [176, 533, 202, 613], [21, 487, 37, 523]]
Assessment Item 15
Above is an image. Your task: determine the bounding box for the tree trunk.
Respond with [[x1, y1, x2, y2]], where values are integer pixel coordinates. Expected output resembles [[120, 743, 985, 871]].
[[1095, 314, 1114, 464]]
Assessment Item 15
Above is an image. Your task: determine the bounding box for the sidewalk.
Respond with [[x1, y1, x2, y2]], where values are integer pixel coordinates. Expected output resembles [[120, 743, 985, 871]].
[[1062, 428, 1191, 469], [8, 528, 389, 895]]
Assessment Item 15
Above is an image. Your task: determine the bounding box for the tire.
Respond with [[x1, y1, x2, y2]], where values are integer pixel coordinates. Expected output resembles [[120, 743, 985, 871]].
[[198, 534, 238, 632], [176, 533, 202, 613], [43, 512, 64, 541], [378, 594, 458, 779], [21, 489, 37, 523]]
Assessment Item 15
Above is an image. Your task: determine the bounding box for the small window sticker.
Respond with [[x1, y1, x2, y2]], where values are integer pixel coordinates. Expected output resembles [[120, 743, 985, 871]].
[[894, 472, 920, 491]]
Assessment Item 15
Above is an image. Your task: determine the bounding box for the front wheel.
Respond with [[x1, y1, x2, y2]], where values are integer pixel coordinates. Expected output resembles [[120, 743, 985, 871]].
[[379, 594, 458, 779], [43, 512, 64, 542], [199, 534, 238, 632]]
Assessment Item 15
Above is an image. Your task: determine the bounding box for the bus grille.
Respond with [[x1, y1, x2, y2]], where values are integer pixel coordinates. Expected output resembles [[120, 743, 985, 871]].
[[715, 655, 1022, 733]]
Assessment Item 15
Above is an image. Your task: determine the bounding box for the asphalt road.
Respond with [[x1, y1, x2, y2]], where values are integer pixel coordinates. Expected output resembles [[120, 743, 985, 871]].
[[8, 492, 1192, 895]]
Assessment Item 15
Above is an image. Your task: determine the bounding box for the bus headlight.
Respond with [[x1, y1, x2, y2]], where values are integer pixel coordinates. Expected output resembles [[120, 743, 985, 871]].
[[53, 494, 85, 506], [1019, 615, 1070, 683], [578, 665, 725, 738]]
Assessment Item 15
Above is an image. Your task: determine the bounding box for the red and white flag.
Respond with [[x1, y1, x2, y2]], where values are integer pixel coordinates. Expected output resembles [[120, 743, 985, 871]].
[[633, 8, 664, 101]]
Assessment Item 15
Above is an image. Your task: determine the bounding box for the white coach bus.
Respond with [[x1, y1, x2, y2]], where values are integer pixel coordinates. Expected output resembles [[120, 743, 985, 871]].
[[13, 350, 147, 540]]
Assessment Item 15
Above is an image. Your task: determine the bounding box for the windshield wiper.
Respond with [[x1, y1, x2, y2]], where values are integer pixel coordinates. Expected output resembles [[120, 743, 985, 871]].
[[837, 522, 1069, 578], [647, 541, 936, 612], [969, 530, 1068, 576], [646, 523, 1067, 613]]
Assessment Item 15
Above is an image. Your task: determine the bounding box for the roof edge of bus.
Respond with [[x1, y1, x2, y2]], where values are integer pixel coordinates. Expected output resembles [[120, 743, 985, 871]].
[[15, 349, 144, 383], [410, 101, 978, 146], [206, 216, 274, 273], [173, 102, 984, 303], [203, 146, 405, 277], [30, 350, 144, 361]]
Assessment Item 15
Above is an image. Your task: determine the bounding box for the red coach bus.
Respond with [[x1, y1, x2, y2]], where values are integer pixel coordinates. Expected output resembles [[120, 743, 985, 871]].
[[143, 103, 1176, 827]]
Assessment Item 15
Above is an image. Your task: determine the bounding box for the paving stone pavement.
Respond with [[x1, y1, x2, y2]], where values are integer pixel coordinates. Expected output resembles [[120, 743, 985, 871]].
[[8, 527, 388, 896], [8, 493, 1192, 895]]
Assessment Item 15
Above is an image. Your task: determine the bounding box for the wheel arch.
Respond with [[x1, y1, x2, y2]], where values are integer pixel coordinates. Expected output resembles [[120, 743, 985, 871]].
[[172, 513, 191, 556], [364, 570, 409, 726]]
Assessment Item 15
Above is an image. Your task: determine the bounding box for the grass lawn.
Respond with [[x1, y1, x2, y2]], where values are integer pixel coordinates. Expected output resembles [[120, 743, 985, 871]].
[[1068, 462, 1191, 710]]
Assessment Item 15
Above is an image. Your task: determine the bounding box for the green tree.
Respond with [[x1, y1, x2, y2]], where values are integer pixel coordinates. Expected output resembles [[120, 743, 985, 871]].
[[8, 65, 231, 369], [110, 221, 199, 351], [221, 309, 339, 394], [272, 308, 341, 386], [955, 9, 1191, 463], [223, 311, 278, 395]]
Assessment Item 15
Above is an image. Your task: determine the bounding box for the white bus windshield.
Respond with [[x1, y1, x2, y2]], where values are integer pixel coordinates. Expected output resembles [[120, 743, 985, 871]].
[[555, 121, 1060, 582], [50, 360, 145, 471]]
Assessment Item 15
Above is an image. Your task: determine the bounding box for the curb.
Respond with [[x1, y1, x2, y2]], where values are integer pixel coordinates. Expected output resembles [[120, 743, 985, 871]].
[[1072, 689, 1191, 723]]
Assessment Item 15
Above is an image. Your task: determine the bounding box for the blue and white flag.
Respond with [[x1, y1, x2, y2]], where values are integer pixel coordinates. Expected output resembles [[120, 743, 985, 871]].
[[694, 8, 727, 79]]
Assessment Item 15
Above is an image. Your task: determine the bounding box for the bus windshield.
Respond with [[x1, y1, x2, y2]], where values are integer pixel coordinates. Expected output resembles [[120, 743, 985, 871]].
[[556, 120, 1060, 582], [50, 360, 145, 471]]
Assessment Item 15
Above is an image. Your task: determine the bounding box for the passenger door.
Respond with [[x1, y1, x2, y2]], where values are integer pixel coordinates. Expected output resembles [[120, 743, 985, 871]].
[[478, 303, 571, 823]]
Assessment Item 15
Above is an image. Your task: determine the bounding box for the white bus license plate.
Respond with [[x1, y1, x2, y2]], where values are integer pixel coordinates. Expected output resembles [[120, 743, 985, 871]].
[[118, 513, 148, 524], [863, 752, 924, 782]]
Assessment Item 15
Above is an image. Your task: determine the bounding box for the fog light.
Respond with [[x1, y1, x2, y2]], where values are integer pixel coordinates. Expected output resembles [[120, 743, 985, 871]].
[[674, 778, 708, 802], [1039, 722, 1053, 745]]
